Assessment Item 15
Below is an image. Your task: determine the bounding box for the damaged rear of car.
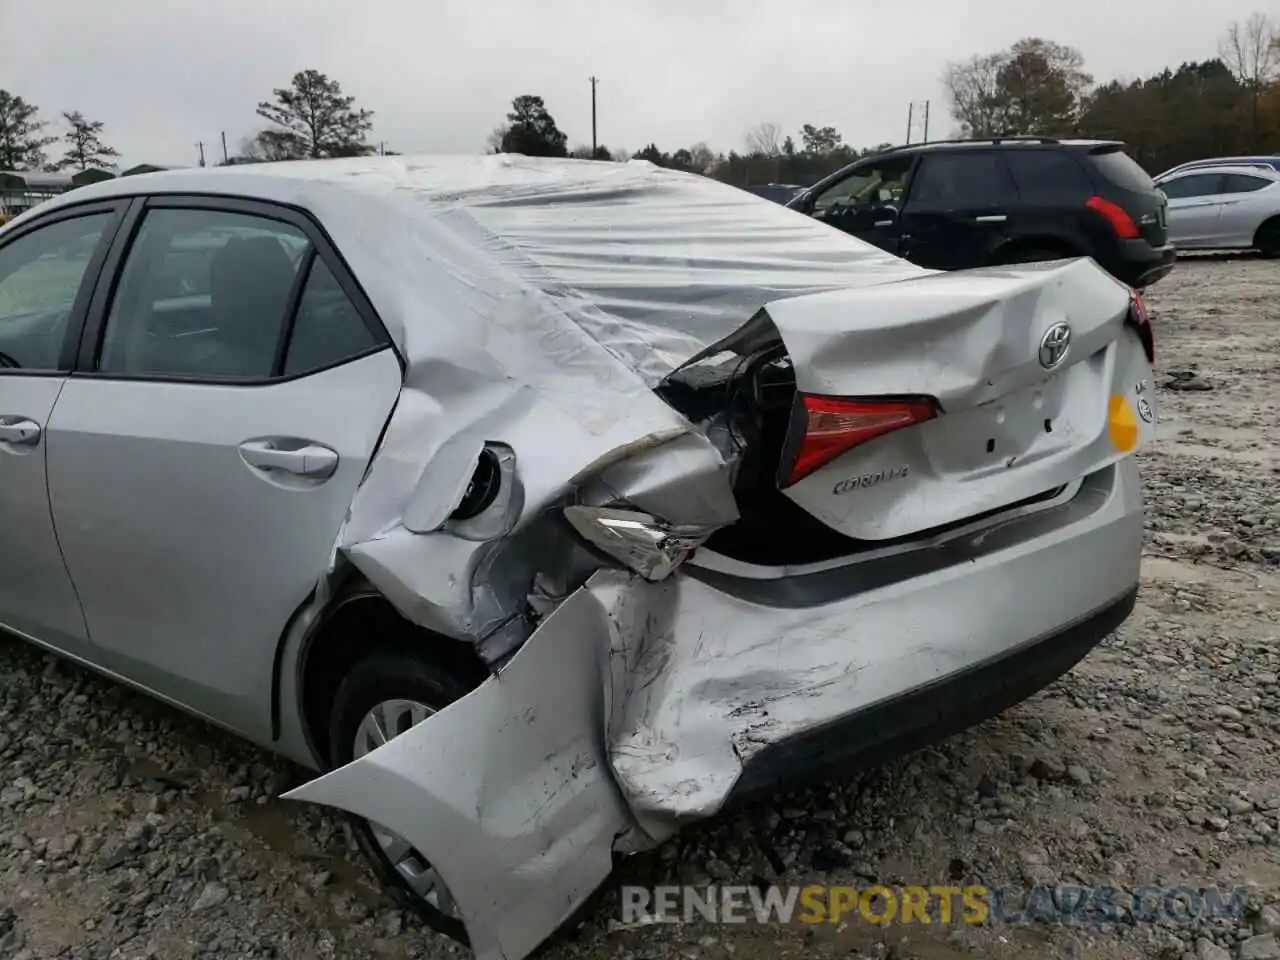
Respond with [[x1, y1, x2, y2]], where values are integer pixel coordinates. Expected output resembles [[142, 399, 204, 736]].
[[239, 157, 1158, 960]]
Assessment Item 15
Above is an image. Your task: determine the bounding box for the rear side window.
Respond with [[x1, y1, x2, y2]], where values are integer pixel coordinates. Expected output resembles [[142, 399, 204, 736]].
[[1158, 174, 1224, 200], [1005, 150, 1093, 199], [283, 258, 381, 376], [1088, 150, 1155, 193], [909, 152, 1015, 206], [1221, 173, 1273, 194]]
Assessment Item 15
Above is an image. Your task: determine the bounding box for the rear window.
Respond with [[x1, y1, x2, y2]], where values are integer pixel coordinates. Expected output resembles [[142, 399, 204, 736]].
[[1088, 150, 1155, 193]]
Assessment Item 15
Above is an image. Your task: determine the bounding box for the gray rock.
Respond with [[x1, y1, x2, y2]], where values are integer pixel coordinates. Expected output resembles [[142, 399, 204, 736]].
[[1194, 937, 1230, 960], [1225, 796, 1256, 816], [1240, 934, 1280, 960], [191, 881, 230, 914], [1066, 765, 1093, 786]]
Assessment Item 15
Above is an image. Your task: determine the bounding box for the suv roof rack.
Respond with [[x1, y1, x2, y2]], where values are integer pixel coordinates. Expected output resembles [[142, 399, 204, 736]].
[[880, 136, 1063, 153]]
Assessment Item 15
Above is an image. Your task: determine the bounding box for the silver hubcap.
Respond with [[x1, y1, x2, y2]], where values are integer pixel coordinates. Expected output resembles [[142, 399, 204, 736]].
[[353, 698, 459, 918]]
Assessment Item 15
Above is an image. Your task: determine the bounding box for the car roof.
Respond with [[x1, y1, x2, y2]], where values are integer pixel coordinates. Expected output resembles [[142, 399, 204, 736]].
[[875, 137, 1122, 156], [21, 154, 927, 388], [1155, 157, 1280, 177], [1156, 164, 1280, 181]]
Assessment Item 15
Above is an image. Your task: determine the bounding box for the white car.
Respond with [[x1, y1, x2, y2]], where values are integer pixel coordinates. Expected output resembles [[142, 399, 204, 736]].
[[1154, 164, 1280, 255]]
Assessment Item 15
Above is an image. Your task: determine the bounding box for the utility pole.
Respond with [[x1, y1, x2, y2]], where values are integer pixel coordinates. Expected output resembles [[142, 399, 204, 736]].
[[905, 101, 931, 145], [196, 141, 206, 167], [220, 131, 229, 164], [589, 76, 599, 156]]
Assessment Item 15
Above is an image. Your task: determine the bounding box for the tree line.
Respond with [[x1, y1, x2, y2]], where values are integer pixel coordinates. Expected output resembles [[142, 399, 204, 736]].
[[0, 93, 119, 172], [2, 12, 1276, 183], [484, 11, 1280, 185]]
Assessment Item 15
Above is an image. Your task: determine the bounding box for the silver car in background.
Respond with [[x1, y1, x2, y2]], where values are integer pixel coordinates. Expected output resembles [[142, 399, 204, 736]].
[[1154, 163, 1280, 256], [0, 156, 1156, 960]]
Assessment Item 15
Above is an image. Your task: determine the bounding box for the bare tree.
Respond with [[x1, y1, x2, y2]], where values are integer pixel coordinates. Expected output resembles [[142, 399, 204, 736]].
[[236, 129, 306, 163], [687, 142, 716, 174], [486, 124, 508, 154], [943, 53, 1009, 137], [1220, 13, 1280, 147], [744, 121, 783, 156]]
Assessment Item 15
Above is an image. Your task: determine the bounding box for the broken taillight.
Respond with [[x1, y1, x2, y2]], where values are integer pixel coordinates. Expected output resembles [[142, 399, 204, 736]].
[[1085, 195, 1141, 240], [782, 395, 938, 486], [1128, 287, 1155, 367]]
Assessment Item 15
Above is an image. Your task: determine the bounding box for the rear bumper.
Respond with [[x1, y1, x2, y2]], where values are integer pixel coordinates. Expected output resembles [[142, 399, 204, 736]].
[[610, 458, 1143, 830], [728, 584, 1136, 804], [1106, 239, 1176, 288]]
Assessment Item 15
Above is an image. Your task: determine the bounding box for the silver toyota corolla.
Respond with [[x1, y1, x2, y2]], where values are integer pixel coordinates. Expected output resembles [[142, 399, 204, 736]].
[[1154, 163, 1280, 256], [0, 155, 1156, 960]]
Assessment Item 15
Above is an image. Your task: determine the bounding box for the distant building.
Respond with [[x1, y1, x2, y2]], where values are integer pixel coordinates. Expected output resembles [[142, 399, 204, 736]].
[[0, 168, 116, 217]]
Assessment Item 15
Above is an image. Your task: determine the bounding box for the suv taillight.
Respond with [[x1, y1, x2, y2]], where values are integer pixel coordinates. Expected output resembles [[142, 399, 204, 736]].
[[1086, 196, 1141, 240], [782, 395, 938, 486], [1128, 288, 1155, 367]]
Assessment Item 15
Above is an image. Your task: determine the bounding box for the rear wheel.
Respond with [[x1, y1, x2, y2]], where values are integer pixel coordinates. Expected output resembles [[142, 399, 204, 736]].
[[1255, 218, 1280, 258], [328, 651, 474, 945]]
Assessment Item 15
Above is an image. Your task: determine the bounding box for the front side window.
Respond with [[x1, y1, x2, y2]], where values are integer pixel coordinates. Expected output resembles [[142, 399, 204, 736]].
[[0, 213, 110, 372], [813, 159, 913, 213], [1157, 174, 1224, 200]]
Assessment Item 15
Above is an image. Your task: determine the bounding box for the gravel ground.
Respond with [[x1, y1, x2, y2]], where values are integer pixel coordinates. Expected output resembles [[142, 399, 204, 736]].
[[2, 255, 1277, 960]]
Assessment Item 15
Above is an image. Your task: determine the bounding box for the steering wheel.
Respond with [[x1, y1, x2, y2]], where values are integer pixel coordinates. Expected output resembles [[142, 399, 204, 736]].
[[0, 350, 21, 369]]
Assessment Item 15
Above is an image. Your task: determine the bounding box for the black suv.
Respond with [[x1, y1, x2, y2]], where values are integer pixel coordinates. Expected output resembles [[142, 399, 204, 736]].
[[787, 137, 1175, 288]]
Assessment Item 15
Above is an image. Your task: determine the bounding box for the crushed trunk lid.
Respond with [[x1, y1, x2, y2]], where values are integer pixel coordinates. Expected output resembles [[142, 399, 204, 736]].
[[758, 258, 1154, 541]]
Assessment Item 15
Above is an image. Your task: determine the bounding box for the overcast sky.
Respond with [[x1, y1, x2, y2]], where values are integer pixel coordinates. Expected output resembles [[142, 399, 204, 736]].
[[5, 0, 1269, 168]]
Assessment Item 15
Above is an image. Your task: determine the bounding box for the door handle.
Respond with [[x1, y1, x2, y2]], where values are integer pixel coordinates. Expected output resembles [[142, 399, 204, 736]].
[[238, 439, 339, 480], [974, 214, 1008, 223], [0, 417, 42, 446]]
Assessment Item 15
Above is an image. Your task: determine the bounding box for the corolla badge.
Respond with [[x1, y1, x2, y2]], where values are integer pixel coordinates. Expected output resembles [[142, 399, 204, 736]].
[[1038, 322, 1072, 370]]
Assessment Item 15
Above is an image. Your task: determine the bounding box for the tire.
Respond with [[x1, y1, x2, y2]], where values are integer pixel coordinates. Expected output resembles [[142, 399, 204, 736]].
[[1255, 218, 1280, 258], [328, 650, 474, 945]]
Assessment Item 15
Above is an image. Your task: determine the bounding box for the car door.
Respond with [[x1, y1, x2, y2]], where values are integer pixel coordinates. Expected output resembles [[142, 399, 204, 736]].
[[805, 158, 912, 254], [0, 202, 125, 655], [45, 197, 403, 741], [1215, 172, 1277, 246], [898, 150, 1017, 269], [1157, 173, 1227, 247]]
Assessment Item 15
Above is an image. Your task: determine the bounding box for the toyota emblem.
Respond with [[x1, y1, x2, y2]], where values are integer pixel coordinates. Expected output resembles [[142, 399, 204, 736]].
[[1039, 322, 1072, 370]]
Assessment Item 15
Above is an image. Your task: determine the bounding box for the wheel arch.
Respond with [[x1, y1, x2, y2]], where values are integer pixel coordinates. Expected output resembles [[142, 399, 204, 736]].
[[288, 578, 490, 767], [1253, 215, 1280, 256]]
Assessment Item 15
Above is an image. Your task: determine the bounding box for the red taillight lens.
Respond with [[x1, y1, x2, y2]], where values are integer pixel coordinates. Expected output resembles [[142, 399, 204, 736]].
[[784, 396, 937, 486], [1086, 195, 1141, 240], [1128, 287, 1155, 367]]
